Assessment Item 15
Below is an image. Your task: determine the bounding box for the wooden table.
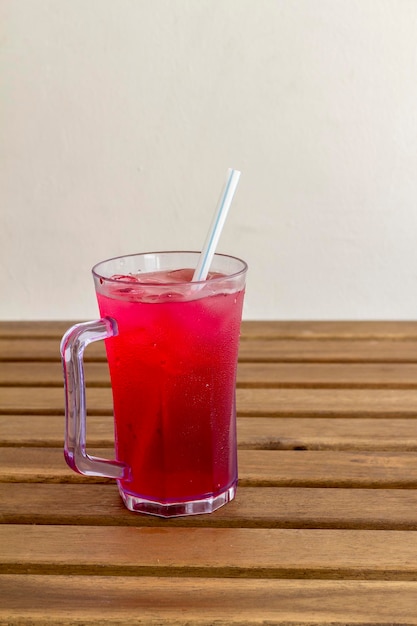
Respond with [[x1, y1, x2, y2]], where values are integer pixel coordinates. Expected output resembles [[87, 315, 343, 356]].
[[2, 321, 417, 624]]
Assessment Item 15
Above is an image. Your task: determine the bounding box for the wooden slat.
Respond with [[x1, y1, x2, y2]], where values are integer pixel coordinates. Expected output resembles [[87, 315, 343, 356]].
[[2, 386, 417, 417], [0, 414, 112, 448], [239, 450, 417, 488], [239, 320, 417, 340], [237, 417, 417, 450], [2, 575, 417, 624], [242, 388, 417, 418], [0, 338, 101, 362], [0, 362, 110, 387], [239, 340, 417, 363], [5, 361, 417, 388], [3, 483, 417, 530], [2, 448, 417, 488], [0, 386, 107, 414], [0, 322, 72, 339], [2, 525, 417, 580], [237, 362, 417, 389], [6, 337, 417, 363], [0, 447, 74, 483], [2, 415, 417, 451], [3, 319, 417, 339]]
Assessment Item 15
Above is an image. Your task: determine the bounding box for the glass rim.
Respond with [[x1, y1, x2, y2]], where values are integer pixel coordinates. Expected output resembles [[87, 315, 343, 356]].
[[92, 250, 248, 286]]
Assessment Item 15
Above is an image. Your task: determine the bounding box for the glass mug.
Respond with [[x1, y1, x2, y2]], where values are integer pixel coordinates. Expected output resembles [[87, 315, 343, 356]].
[[61, 251, 247, 517]]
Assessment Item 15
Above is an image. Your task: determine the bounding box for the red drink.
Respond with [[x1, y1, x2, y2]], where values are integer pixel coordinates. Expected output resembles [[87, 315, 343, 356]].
[[62, 251, 247, 517], [96, 261, 245, 515]]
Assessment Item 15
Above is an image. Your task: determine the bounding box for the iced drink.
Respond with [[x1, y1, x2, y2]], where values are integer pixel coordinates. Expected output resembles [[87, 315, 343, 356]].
[[96, 257, 246, 515], [62, 251, 247, 517]]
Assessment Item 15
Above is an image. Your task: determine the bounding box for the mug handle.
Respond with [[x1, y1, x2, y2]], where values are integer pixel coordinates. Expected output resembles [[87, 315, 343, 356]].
[[60, 318, 130, 480]]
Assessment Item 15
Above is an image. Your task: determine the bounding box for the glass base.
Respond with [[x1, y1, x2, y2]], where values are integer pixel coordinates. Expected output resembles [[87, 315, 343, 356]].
[[119, 482, 237, 518]]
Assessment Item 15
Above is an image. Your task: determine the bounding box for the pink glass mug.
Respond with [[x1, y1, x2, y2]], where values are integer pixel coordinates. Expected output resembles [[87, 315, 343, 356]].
[[61, 251, 247, 517]]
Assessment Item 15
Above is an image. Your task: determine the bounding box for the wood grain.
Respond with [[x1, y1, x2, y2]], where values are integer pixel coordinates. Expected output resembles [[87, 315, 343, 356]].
[[2, 386, 417, 417], [3, 319, 417, 339], [237, 416, 417, 450], [2, 575, 417, 624], [240, 320, 417, 340], [5, 337, 417, 363], [2, 447, 417, 488], [5, 361, 417, 388], [2, 525, 417, 580], [2, 414, 417, 451], [3, 321, 417, 625], [3, 483, 417, 530], [238, 339, 417, 363]]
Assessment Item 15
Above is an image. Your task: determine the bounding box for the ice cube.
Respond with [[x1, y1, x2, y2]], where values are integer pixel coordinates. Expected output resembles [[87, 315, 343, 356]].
[[165, 268, 195, 283]]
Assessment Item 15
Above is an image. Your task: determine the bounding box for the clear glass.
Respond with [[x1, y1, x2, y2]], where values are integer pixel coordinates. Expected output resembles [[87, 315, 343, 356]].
[[61, 251, 247, 518]]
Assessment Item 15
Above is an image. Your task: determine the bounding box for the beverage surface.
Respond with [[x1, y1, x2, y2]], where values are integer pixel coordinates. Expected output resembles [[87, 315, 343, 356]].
[[98, 268, 241, 303], [110, 268, 223, 284], [96, 268, 244, 504]]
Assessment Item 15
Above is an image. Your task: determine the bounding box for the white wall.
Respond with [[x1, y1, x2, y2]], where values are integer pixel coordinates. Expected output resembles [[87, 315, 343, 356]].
[[1, 0, 417, 321]]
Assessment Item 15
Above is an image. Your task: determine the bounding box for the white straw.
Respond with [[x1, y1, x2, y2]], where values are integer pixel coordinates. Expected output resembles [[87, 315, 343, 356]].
[[192, 168, 241, 282]]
